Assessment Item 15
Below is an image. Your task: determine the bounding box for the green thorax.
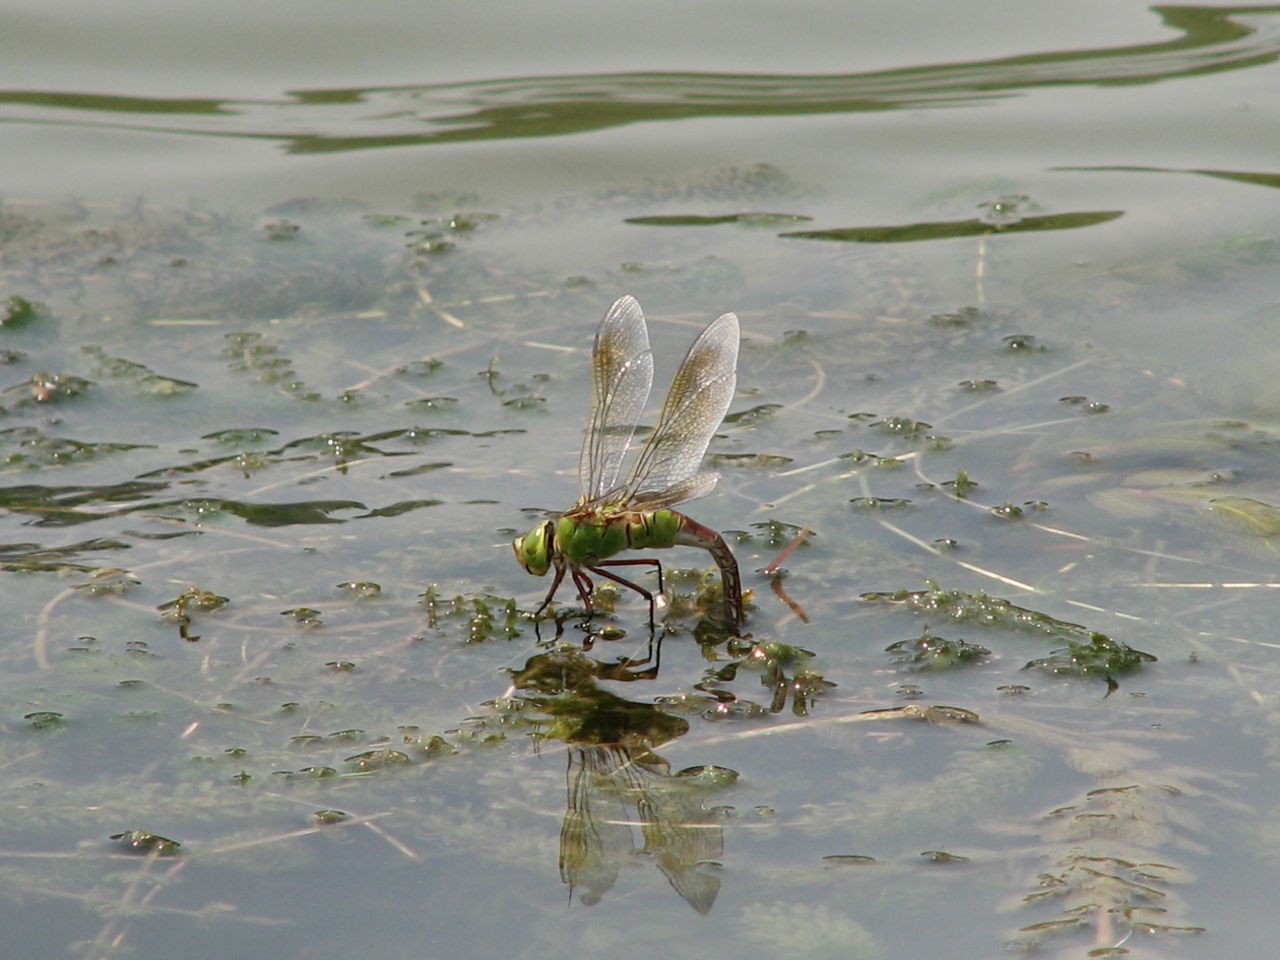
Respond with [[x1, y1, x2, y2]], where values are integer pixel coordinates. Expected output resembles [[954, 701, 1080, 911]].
[[555, 507, 684, 565]]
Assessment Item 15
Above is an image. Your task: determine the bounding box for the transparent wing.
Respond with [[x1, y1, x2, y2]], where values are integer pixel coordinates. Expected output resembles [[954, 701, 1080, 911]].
[[623, 311, 739, 501], [579, 296, 654, 502], [627, 471, 720, 512]]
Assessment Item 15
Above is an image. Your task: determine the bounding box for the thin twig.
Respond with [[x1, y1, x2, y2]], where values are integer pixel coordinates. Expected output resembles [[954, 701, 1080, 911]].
[[762, 524, 811, 575]]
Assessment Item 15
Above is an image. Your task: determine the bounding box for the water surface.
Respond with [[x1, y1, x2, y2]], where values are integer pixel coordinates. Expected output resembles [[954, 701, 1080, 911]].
[[3, 3, 1280, 958]]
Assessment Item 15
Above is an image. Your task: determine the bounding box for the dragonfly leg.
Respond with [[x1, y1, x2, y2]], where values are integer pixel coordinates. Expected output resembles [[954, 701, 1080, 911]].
[[570, 568, 596, 614], [595, 557, 665, 595], [534, 563, 568, 618], [588, 562, 660, 628]]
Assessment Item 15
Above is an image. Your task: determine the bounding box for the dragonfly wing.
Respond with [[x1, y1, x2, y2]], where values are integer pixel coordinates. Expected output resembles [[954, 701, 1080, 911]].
[[579, 296, 655, 502], [625, 311, 739, 500], [628, 471, 720, 511]]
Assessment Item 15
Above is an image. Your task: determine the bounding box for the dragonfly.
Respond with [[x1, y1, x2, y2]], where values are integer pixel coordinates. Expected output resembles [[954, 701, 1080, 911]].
[[513, 295, 744, 632]]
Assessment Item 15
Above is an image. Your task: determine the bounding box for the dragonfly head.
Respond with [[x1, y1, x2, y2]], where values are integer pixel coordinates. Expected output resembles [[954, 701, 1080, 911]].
[[512, 520, 553, 576]]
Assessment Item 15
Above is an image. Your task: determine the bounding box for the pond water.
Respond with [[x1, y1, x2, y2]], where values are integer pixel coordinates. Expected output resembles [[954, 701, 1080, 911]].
[[4, 2, 1280, 958]]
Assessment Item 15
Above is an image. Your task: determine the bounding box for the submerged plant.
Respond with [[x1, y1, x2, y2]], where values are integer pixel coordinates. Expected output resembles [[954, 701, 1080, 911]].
[[1023, 634, 1156, 693], [885, 630, 991, 670]]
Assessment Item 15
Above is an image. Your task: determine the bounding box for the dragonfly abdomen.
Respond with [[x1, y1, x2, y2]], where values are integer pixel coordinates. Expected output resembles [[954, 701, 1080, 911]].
[[626, 508, 683, 551], [672, 512, 744, 631]]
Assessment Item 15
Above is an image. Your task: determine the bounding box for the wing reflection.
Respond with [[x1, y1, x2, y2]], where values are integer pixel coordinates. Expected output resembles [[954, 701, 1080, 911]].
[[507, 640, 731, 913], [561, 745, 723, 915]]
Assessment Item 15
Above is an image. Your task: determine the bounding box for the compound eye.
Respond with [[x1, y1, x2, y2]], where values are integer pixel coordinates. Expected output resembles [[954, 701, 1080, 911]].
[[513, 521, 553, 576]]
